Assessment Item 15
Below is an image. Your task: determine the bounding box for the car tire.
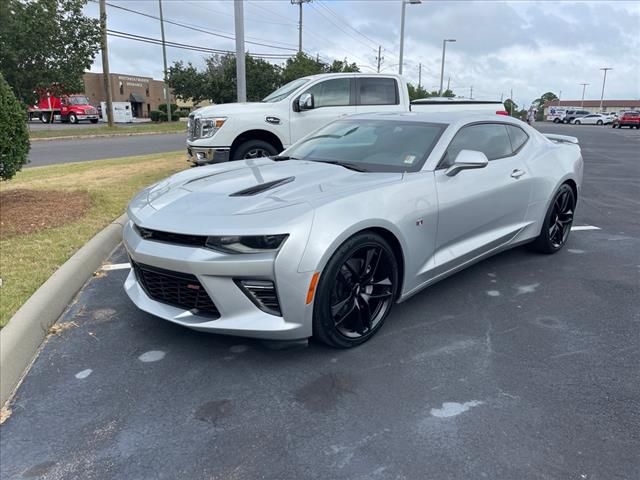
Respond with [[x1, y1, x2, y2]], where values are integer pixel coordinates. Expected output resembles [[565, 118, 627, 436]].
[[563, 119, 569, 124], [596, 120, 603, 125], [529, 184, 576, 254], [313, 232, 399, 348], [553, 118, 560, 124], [232, 140, 278, 160], [575, 120, 581, 125], [68, 113, 78, 124]]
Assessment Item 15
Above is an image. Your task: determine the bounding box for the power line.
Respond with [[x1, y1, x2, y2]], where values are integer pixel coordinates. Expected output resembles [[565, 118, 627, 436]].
[[308, 3, 377, 55], [107, 30, 295, 59], [185, 0, 298, 27], [94, 0, 297, 51]]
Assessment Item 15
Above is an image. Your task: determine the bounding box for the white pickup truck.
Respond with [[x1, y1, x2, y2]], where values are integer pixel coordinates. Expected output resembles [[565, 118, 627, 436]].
[[186, 73, 507, 165]]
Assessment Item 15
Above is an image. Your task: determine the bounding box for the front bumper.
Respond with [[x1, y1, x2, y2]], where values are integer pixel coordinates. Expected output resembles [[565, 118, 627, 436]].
[[77, 114, 99, 120], [122, 221, 314, 340], [187, 147, 230, 165]]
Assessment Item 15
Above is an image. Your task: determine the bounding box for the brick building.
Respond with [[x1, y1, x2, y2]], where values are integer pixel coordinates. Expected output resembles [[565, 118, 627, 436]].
[[83, 72, 176, 118]]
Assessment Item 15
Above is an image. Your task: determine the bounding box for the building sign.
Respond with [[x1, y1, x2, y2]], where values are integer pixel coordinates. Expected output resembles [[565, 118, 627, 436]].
[[118, 76, 150, 88]]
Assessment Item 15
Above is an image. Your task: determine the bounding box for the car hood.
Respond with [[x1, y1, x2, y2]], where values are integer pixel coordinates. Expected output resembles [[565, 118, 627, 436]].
[[192, 102, 273, 118], [129, 159, 402, 232]]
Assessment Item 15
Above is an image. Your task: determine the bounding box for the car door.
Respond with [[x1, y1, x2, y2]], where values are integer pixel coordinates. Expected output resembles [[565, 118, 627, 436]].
[[431, 123, 533, 277], [580, 114, 594, 124], [355, 77, 401, 114], [289, 77, 355, 142]]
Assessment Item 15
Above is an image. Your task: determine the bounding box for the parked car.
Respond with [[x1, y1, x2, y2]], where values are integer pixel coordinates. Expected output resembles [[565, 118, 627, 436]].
[[124, 112, 583, 348], [572, 114, 609, 125], [563, 109, 591, 123], [612, 111, 640, 128], [186, 73, 507, 165]]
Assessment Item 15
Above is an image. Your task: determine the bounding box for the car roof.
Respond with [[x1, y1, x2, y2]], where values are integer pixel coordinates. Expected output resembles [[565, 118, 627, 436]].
[[344, 111, 526, 128]]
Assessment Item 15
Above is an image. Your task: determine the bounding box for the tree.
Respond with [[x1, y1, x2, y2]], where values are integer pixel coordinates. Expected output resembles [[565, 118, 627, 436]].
[[504, 98, 518, 116], [407, 83, 430, 101], [0, 74, 30, 180], [280, 53, 326, 84], [0, 0, 101, 104], [532, 91, 559, 121], [326, 59, 359, 73], [167, 61, 208, 106]]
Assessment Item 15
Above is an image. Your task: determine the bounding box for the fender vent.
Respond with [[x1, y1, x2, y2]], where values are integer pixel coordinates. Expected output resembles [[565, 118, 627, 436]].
[[229, 176, 295, 197]]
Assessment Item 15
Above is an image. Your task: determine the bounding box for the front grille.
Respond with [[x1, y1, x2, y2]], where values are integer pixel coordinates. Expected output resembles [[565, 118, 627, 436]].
[[132, 261, 220, 318], [236, 280, 281, 316], [134, 224, 207, 248]]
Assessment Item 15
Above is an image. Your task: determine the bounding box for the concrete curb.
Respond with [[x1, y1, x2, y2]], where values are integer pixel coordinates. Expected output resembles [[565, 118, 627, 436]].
[[30, 130, 185, 142], [0, 214, 128, 406]]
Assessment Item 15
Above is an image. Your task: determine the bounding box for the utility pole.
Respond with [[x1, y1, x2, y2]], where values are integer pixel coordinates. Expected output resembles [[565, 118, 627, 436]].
[[292, 0, 311, 54], [446, 76, 450, 93], [376, 46, 383, 73], [99, 0, 113, 127], [580, 83, 589, 108], [510, 88, 514, 116], [234, 0, 246, 102], [418, 63, 422, 89], [158, 0, 171, 121], [599, 67, 612, 112]]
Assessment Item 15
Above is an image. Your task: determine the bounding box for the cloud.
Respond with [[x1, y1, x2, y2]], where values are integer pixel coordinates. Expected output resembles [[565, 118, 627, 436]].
[[85, 0, 640, 107]]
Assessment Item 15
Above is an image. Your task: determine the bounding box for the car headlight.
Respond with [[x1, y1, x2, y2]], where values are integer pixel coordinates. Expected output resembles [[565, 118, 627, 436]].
[[205, 234, 288, 254], [201, 117, 226, 138]]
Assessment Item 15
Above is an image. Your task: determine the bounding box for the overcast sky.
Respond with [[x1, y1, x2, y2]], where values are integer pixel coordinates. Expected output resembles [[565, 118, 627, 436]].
[[85, 0, 640, 107]]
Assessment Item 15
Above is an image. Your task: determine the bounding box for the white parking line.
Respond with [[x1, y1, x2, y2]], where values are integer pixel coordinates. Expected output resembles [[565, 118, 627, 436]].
[[571, 225, 601, 231], [101, 263, 131, 271]]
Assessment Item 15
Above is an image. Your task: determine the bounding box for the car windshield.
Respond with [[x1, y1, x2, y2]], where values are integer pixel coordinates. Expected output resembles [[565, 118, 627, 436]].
[[262, 79, 309, 103], [68, 96, 90, 105], [282, 119, 447, 173]]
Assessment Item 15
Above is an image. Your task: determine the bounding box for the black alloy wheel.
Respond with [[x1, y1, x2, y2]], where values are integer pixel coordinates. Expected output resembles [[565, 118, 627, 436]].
[[530, 184, 575, 254], [233, 140, 278, 160], [313, 232, 398, 348]]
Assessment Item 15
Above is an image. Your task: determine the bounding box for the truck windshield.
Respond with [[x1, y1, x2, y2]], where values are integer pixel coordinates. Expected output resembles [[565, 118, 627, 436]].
[[68, 96, 90, 105], [282, 119, 447, 173], [262, 79, 309, 103]]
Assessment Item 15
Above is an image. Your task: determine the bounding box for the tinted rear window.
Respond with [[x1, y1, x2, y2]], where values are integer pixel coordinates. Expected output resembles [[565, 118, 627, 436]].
[[506, 125, 529, 152], [357, 78, 399, 106]]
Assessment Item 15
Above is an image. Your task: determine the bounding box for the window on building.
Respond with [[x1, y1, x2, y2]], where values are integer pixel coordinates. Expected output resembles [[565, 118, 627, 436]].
[[119, 82, 123, 95]]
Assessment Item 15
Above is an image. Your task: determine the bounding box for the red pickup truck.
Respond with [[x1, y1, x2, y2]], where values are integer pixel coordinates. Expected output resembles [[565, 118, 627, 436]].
[[612, 111, 640, 129], [29, 92, 99, 124]]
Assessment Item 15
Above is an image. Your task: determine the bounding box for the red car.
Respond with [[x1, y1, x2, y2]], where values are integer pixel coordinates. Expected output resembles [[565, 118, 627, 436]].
[[612, 111, 640, 129]]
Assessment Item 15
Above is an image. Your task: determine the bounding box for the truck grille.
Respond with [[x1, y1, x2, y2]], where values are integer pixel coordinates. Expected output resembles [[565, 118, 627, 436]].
[[132, 261, 220, 318]]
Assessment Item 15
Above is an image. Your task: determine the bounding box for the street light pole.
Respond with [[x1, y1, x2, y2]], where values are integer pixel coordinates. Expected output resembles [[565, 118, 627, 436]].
[[580, 83, 589, 108], [398, 0, 421, 75], [234, 0, 246, 102], [599, 67, 612, 112], [439, 38, 456, 96]]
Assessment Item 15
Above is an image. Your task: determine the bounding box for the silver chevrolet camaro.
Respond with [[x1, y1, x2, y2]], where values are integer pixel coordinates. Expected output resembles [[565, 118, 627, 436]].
[[124, 112, 583, 348]]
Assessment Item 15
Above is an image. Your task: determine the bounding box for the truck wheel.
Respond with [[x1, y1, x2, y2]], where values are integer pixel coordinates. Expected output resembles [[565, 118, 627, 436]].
[[233, 140, 278, 160], [40, 112, 51, 123], [69, 113, 78, 124], [553, 118, 560, 123]]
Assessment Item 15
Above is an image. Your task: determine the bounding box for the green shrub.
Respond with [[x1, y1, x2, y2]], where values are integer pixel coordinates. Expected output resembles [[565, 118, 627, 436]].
[[158, 103, 179, 114], [149, 110, 163, 122], [0, 73, 30, 180]]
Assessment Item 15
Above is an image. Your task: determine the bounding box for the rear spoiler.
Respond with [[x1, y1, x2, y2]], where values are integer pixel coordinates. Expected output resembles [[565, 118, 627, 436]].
[[543, 133, 579, 145]]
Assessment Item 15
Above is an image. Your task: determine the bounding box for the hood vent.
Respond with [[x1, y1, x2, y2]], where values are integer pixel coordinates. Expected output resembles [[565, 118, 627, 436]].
[[229, 176, 295, 197]]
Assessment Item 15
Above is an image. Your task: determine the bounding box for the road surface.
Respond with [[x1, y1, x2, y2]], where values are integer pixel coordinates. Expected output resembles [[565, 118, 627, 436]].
[[27, 133, 186, 167]]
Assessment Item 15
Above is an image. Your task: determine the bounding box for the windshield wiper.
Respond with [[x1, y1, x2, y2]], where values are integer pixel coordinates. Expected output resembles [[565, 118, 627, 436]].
[[270, 155, 300, 161], [313, 160, 367, 172]]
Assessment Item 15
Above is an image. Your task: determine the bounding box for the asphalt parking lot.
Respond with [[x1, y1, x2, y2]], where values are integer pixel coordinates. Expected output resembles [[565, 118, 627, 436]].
[[1, 124, 638, 479]]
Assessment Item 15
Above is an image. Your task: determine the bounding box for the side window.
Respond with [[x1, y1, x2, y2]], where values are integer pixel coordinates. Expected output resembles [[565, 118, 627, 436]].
[[303, 78, 351, 108], [440, 123, 512, 168], [357, 78, 398, 105], [506, 125, 529, 153]]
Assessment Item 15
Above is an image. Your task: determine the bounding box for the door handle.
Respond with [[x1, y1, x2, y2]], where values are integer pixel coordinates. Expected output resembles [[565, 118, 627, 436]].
[[511, 169, 525, 179]]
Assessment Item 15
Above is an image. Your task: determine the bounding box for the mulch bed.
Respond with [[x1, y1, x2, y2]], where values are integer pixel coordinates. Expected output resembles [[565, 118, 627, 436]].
[[0, 189, 91, 239]]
